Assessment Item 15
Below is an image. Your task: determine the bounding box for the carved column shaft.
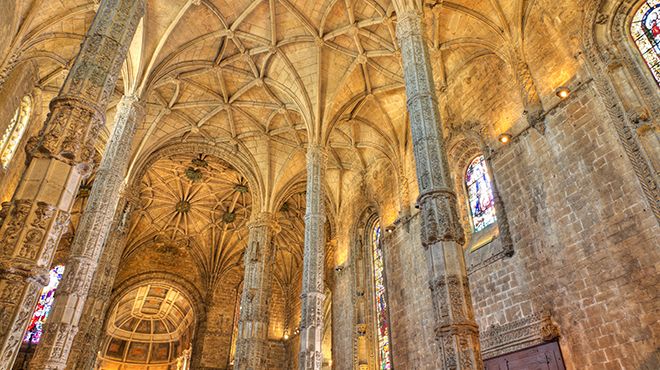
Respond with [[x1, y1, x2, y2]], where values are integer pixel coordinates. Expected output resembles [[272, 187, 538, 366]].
[[396, 11, 482, 369], [0, 0, 144, 367], [66, 213, 131, 370], [299, 145, 327, 370], [31, 95, 144, 370], [234, 213, 279, 370]]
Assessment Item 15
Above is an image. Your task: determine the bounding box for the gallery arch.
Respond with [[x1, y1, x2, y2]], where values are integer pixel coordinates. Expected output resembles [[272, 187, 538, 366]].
[[98, 284, 195, 369]]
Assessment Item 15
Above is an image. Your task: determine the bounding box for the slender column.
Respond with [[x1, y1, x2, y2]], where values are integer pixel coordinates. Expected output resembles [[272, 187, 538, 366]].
[[31, 95, 144, 370], [298, 144, 327, 370], [0, 1, 144, 367], [395, 11, 482, 369], [66, 194, 136, 370], [234, 212, 279, 370]]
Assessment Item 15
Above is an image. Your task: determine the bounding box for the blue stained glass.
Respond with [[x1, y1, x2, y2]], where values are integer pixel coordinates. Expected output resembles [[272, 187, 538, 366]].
[[23, 265, 65, 344], [372, 224, 392, 370], [631, 0, 660, 85], [465, 156, 497, 232]]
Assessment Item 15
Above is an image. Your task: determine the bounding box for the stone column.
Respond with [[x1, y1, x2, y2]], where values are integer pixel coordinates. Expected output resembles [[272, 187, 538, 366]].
[[298, 144, 327, 370], [233, 213, 279, 369], [65, 194, 136, 370], [30, 95, 144, 370], [0, 0, 144, 368], [395, 10, 482, 369]]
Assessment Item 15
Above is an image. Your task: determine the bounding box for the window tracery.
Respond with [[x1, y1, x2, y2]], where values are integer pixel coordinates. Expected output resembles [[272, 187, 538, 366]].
[[465, 155, 497, 232], [0, 95, 32, 168], [23, 265, 65, 344], [631, 0, 660, 85], [371, 222, 392, 370]]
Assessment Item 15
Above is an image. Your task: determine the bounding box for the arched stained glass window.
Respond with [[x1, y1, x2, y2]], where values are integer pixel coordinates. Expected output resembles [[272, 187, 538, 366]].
[[23, 265, 65, 344], [465, 155, 497, 232], [371, 223, 392, 370], [0, 96, 32, 168], [631, 0, 660, 85]]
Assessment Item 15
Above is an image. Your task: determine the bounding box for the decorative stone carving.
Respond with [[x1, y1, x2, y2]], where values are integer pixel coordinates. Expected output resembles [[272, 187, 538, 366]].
[[512, 54, 545, 133], [299, 144, 327, 370], [233, 212, 279, 370], [0, 0, 144, 365], [65, 203, 133, 370], [395, 10, 482, 369], [30, 95, 145, 370], [480, 311, 560, 360], [582, 0, 660, 221]]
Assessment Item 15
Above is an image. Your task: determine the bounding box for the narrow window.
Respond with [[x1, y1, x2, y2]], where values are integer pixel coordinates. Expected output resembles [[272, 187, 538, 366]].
[[23, 265, 65, 343], [465, 155, 497, 232], [631, 0, 660, 85], [0, 96, 32, 168], [371, 223, 392, 370]]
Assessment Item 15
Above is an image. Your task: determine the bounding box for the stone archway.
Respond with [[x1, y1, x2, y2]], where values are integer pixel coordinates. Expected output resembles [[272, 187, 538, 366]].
[[98, 283, 196, 370]]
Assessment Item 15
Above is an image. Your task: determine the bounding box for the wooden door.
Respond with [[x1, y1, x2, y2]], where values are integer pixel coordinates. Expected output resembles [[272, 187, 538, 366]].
[[484, 341, 565, 370]]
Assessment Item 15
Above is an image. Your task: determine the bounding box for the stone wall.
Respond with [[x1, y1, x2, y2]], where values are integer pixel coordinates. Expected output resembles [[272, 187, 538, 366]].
[[382, 214, 442, 370], [383, 81, 659, 370]]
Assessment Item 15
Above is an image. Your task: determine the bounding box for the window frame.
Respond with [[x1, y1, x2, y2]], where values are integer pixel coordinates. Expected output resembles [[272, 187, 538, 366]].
[[629, 0, 660, 86], [367, 219, 393, 370], [0, 95, 32, 169], [463, 154, 499, 252]]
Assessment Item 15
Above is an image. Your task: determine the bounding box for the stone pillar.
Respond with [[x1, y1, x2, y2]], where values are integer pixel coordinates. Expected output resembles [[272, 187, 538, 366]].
[[0, 0, 144, 367], [30, 95, 144, 370], [233, 212, 279, 370], [395, 10, 482, 369], [298, 144, 327, 370], [66, 195, 135, 370], [67, 217, 128, 370]]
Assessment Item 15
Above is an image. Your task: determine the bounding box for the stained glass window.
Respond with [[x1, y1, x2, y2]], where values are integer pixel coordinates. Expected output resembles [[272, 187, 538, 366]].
[[0, 96, 32, 168], [465, 155, 497, 232], [23, 265, 65, 344], [371, 223, 392, 370], [631, 0, 660, 85]]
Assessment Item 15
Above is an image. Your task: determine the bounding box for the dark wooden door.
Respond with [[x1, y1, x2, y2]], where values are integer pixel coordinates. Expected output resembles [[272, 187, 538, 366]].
[[484, 342, 565, 370]]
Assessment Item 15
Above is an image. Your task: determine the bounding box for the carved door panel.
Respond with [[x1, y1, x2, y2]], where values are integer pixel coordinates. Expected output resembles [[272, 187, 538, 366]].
[[484, 342, 565, 370]]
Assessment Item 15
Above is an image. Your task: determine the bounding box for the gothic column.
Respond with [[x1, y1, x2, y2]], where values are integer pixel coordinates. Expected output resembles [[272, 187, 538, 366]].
[[298, 144, 327, 370], [30, 95, 145, 370], [395, 10, 482, 369], [234, 212, 279, 370], [0, 0, 144, 368], [65, 192, 136, 370]]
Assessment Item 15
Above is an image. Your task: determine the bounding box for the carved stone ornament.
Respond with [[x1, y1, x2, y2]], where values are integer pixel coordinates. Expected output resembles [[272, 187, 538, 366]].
[[480, 311, 560, 360]]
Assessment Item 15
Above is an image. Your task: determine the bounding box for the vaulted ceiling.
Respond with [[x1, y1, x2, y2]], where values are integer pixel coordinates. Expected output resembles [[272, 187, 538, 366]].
[[2, 0, 587, 287], [4, 0, 585, 211]]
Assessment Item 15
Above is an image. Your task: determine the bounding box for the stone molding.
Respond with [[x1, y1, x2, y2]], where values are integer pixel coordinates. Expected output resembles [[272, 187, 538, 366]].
[[582, 0, 660, 221], [480, 311, 560, 360]]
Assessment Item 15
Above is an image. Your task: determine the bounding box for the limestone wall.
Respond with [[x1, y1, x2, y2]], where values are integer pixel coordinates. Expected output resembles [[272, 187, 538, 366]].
[[383, 81, 659, 370]]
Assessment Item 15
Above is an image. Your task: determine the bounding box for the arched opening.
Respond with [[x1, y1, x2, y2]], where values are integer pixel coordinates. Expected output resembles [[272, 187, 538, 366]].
[[369, 220, 392, 370], [98, 284, 195, 370], [465, 155, 498, 233], [0, 95, 31, 168]]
